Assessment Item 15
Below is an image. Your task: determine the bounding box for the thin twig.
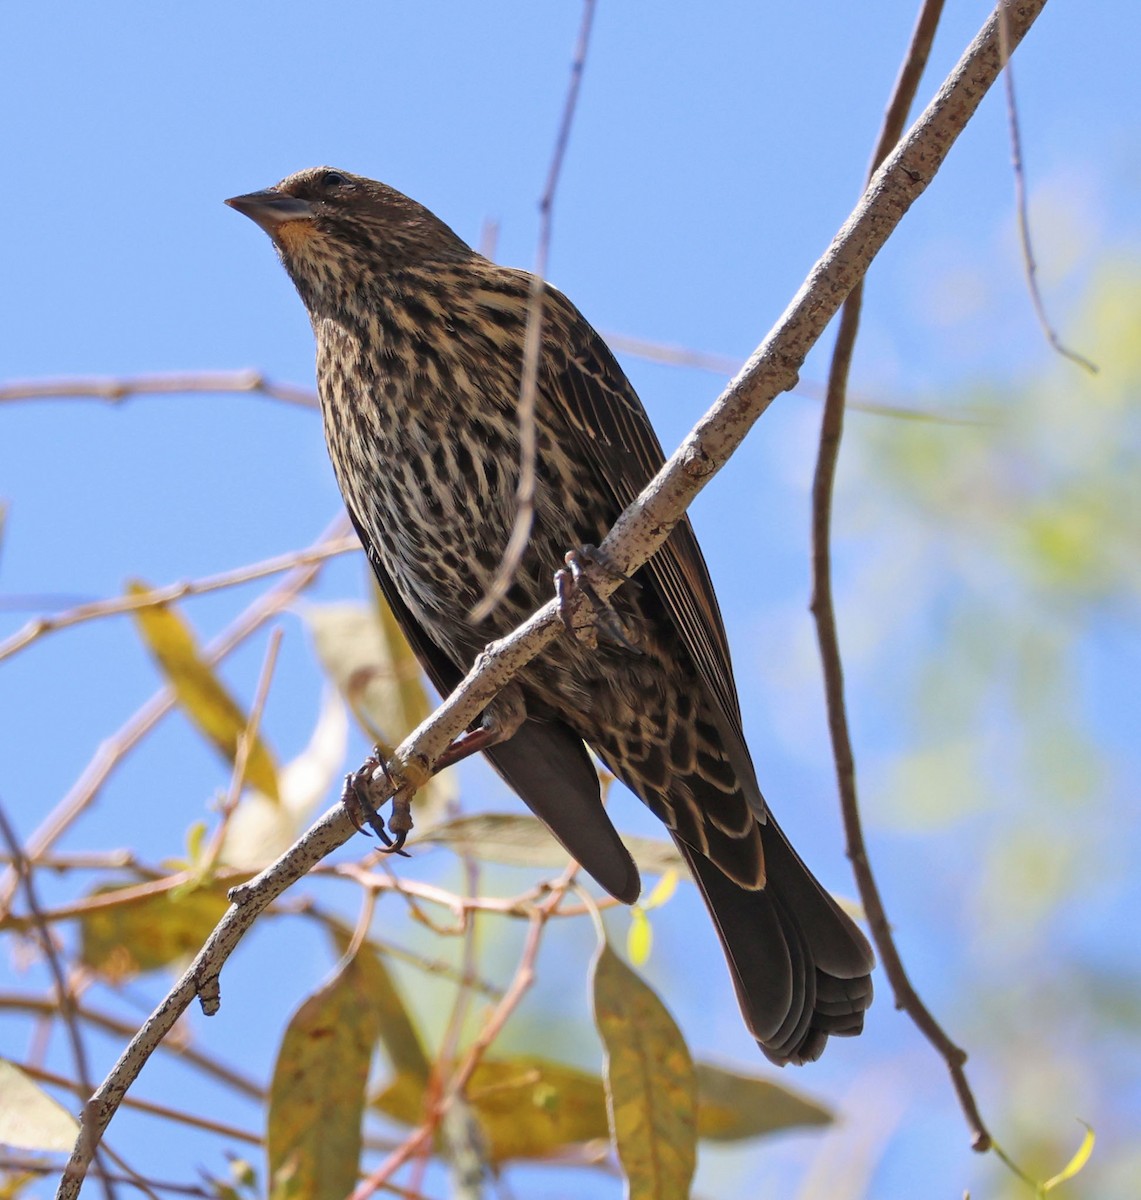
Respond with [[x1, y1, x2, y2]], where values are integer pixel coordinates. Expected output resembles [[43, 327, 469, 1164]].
[[997, 16, 1098, 374], [423, 855, 487, 1199], [54, 6, 1050, 1191], [0, 803, 115, 1200], [470, 0, 598, 622], [0, 1157, 213, 1199], [808, 0, 992, 1152], [0, 991, 264, 1101], [0, 537, 357, 665], [0, 867, 250, 931], [605, 331, 986, 423], [18, 1061, 262, 1148], [197, 627, 285, 873], [0, 370, 319, 409], [351, 868, 577, 1200], [0, 514, 351, 916]]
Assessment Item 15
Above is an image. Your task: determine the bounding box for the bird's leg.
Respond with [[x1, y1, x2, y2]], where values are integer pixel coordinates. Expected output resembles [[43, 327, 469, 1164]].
[[342, 685, 528, 854], [432, 680, 527, 770], [555, 546, 641, 652]]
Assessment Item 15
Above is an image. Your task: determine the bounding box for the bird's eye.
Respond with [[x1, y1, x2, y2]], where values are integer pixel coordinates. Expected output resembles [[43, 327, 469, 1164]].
[[320, 170, 349, 191]]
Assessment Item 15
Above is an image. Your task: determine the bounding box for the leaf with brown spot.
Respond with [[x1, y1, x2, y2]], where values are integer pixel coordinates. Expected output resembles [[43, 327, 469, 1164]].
[[592, 942, 696, 1200], [128, 580, 279, 801], [267, 952, 382, 1200], [79, 882, 230, 981]]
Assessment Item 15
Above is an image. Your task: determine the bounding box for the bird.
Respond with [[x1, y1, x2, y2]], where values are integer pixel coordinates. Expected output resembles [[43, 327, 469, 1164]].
[[226, 167, 874, 1064]]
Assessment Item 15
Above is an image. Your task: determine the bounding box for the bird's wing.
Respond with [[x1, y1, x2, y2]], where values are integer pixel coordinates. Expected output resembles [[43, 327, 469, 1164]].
[[347, 508, 641, 903], [540, 286, 763, 809]]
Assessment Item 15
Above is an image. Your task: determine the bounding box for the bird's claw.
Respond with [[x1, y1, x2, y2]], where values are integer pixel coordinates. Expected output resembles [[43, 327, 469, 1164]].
[[555, 546, 641, 652], [341, 754, 412, 856]]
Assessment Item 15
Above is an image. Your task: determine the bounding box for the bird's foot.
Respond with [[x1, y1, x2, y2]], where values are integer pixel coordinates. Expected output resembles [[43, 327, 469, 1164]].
[[342, 686, 528, 853], [341, 752, 415, 855], [555, 546, 641, 652]]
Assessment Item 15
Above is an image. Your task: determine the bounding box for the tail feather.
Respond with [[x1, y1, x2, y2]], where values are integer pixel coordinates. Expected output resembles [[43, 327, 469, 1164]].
[[673, 817, 874, 1066]]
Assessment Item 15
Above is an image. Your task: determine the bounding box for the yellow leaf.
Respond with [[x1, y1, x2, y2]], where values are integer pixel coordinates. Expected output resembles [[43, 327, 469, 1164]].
[[0, 1060, 78, 1151], [643, 869, 678, 910], [128, 581, 279, 801], [267, 953, 382, 1200], [374, 1056, 611, 1164], [627, 908, 652, 966], [1042, 1121, 1095, 1192], [373, 585, 435, 732], [184, 820, 208, 865], [79, 882, 230, 981], [592, 942, 696, 1200]]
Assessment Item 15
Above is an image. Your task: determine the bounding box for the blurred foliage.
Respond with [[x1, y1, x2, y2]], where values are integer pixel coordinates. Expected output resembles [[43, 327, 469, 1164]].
[[841, 262, 1140, 1198]]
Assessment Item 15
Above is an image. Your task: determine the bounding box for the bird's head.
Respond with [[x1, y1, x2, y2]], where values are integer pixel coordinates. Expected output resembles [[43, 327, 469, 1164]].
[[226, 167, 470, 309]]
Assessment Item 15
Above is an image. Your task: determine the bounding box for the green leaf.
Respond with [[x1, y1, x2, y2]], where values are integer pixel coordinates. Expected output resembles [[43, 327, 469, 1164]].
[[79, 882, 230, 980], [267, 952, 382, 1200], [592, 942, 696, 1200], [695, 1062, 831, 1140], [418, 813, 687, 879], [128, 580, 279, 801], [0, 1060, 79, 1151]]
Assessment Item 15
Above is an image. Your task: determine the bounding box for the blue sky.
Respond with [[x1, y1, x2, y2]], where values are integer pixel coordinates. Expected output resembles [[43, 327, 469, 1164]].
[[2, 3, 1138, 1197]]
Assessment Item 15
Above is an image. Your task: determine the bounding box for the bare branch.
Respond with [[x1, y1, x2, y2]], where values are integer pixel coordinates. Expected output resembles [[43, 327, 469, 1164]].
[[197, 627, 285, 873], [55, 3, 1050, 1192], [470, 0, 598, 622], [0, 536, 358, 664], [351, 867, 578, 1200], [0, 803, 113, 1200], [0, 515, 351, 915], [998, 17, 1098, 374], [19, 1060, 263, 1149], [0, 370, 318, 409], [810, 0, 995, 1154]]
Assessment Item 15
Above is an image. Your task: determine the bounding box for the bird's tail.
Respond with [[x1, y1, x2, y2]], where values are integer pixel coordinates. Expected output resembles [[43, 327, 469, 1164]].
[[672, 818, 874, 1065]]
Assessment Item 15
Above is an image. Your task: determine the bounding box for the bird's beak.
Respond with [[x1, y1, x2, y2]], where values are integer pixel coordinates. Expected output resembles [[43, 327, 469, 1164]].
[[225, 189, 315, 236]]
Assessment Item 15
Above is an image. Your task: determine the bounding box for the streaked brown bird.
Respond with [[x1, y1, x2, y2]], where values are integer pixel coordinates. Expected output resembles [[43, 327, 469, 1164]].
[[227, 167, 873, 1064]]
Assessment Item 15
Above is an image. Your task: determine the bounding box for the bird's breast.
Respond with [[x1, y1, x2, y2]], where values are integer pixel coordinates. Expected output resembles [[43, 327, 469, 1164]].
[[314, 321, 605, 656]]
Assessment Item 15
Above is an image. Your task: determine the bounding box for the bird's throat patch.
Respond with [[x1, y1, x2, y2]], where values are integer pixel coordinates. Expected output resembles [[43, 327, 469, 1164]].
[[275, 219, 319, 252]]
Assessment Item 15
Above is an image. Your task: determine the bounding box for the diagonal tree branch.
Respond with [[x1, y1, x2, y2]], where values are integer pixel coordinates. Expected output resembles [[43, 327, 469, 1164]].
[[55, 2, 1050, 1193]]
